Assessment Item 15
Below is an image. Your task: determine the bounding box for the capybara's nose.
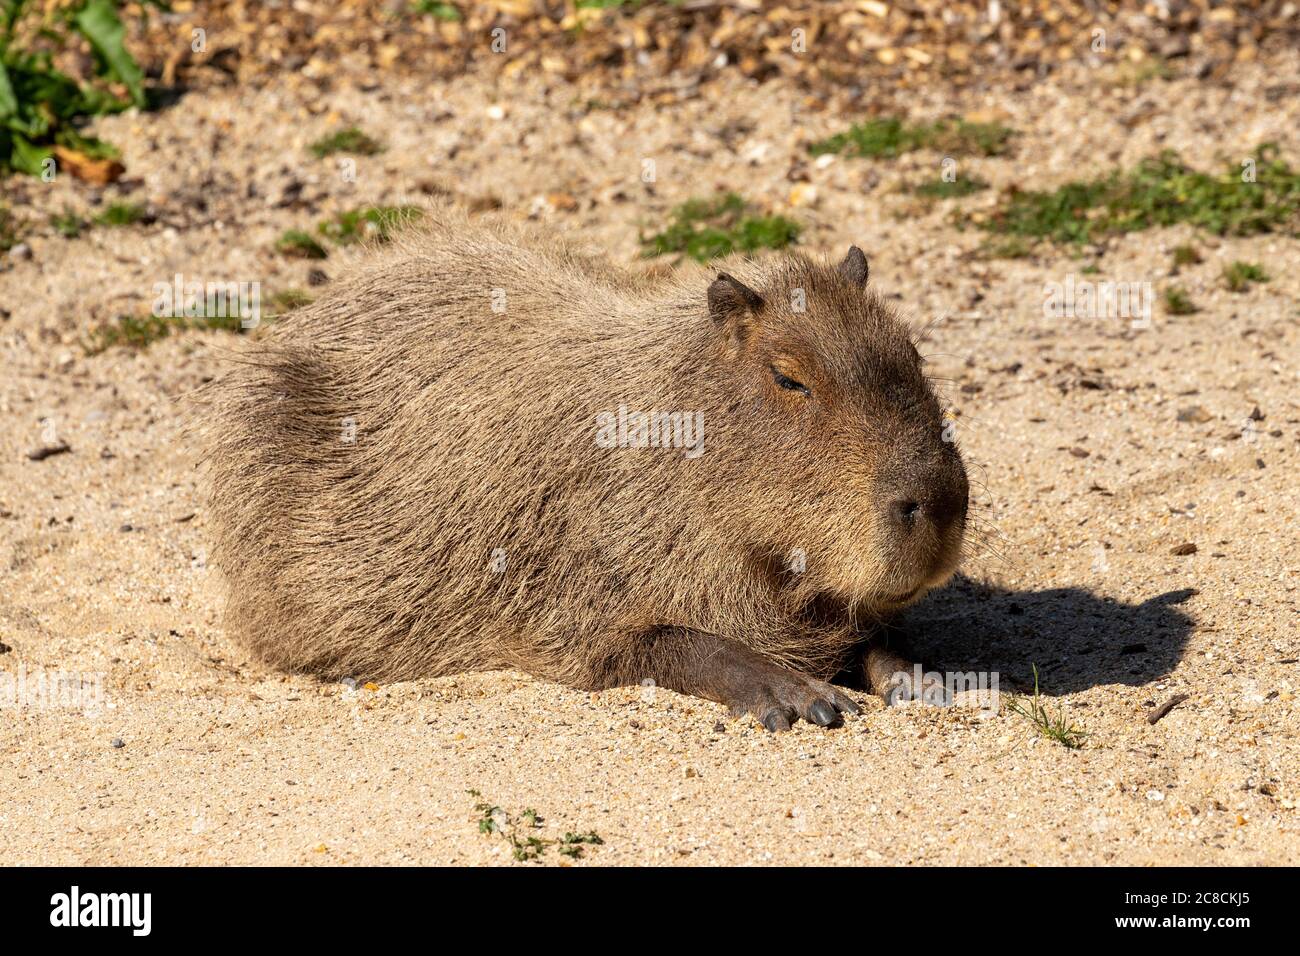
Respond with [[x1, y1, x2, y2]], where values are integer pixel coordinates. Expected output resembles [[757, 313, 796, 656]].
[[887, 490, 964, 539], [885, 457, 969, 542]]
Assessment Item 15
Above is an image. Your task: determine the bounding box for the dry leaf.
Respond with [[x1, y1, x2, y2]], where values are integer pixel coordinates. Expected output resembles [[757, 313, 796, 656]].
[[52, 146, 124, 185]]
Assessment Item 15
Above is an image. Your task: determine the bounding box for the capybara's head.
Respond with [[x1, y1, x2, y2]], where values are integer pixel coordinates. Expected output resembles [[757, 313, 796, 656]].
[[707, 246, 968, 616]]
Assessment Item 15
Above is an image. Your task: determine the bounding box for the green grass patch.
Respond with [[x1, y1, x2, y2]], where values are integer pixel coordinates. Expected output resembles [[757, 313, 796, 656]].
[[410, 1, 463, 19], [50, 205, 86, 238], [276, 229, 328, 259], [1222, 261, 1269, 292], [93, 201, 144, 227], [1002, 665, 1089, 750], [1171, 244, 1202, 268], [1163, 285, 1198, 315], [83, 313, 172, 355], [912, 176, 988, 199], [809, 117, 1014, 159], [83, 289, 310, 355], [468, 789, 603, 863], [318, 205, 423, 245], [640, 192, 800, 262], [85, 312, 257, 354], [308, 126, 384, 158], [978, 146, 1300, 247], [84, 312, 252, 354]]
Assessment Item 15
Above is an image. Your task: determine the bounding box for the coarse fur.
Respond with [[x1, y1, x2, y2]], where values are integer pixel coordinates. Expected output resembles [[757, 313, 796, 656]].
[[200, 208, 968, 700]]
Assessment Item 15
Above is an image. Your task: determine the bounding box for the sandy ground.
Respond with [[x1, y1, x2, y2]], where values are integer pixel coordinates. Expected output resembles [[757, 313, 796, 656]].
[[2, 56, 1298, 865]]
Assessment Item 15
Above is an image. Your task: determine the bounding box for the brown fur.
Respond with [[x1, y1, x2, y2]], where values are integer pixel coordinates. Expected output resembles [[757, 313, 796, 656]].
[[199, 209, 967, 702]]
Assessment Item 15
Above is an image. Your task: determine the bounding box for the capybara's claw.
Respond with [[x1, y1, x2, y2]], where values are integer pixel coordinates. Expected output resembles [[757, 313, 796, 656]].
[[741, 668, 859, 731], [830, 688, 862, 715], [761, 708, 794, 732], [808, 699, 838, 726]]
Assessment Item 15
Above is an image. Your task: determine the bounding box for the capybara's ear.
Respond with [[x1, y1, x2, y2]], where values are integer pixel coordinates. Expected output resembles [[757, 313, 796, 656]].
[[837, 245, 869, 287], [708, 272, 764, 331]]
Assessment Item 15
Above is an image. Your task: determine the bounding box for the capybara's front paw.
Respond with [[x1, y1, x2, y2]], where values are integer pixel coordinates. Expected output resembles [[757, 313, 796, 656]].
[[878, 668, 952, 708], [863, 645, 952, 707], [730, 667, 861, 732]]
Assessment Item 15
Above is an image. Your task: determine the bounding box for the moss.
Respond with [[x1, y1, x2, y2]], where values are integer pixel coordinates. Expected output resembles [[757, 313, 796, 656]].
[[1163, 285, 1197, 315], [93, 202, 145, 227], [640, 193, 800, 262], [318, 205, 423, 245], [978, 146, 1300, 246], [308, 127, 384, 158], [276, 230, 328, 260], [1222, 261, 1269, 292], [809, 117, 1014, 159]]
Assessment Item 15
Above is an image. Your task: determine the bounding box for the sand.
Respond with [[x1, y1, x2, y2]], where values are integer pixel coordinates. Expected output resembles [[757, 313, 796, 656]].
[[1, 55, 1297, 865]]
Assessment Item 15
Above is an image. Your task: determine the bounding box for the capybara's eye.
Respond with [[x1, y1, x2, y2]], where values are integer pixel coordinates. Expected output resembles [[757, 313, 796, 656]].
[[770, 365, 811, 397]]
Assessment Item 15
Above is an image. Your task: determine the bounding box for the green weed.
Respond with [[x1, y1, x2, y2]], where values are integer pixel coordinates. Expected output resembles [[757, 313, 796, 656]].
[[640, 192, 800, 262], [1002, 665, 1089, 749], [1163, 285, 1198, 315], [276, 229, 328, 260], [1222, 260, 1269, 292], [809, 117, 1014, 159], [467, 789, 603, 863], [93, 201, 144, 226], [308, 126, 384, 158], [978, 146, 1300, 247], [318, 205, 423, 245]]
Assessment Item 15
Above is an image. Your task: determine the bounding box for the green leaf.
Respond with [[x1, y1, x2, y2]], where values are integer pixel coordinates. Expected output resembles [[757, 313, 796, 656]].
[[8, 131, 52, 176], [0, 60, 17, 122], [55, 126, 120, 160], [73, 0, 145, 107]]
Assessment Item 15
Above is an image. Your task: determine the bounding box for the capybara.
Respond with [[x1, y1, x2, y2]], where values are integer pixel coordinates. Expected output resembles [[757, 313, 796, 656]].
[[201, 212, 969, 730]]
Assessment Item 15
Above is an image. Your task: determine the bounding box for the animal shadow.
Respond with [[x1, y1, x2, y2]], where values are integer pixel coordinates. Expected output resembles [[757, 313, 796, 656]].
[[894, 574, 1197, 695]]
